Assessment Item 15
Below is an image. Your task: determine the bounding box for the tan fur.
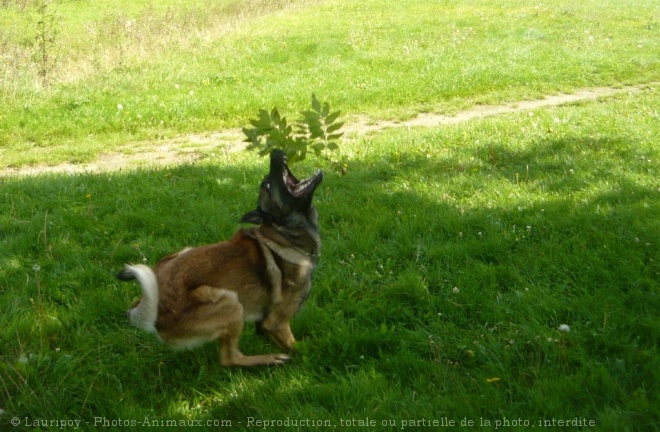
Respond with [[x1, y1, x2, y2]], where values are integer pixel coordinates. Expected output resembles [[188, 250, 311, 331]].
[[126, 225, 316, 367], [121, 149, 322, 367]]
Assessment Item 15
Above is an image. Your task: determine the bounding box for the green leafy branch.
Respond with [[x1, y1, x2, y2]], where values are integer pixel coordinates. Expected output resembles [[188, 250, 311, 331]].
[[242, 94, 345, 171]]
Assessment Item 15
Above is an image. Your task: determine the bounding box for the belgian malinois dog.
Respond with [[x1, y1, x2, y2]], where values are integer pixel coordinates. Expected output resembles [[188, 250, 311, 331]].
[[117, 150, 322, 366]]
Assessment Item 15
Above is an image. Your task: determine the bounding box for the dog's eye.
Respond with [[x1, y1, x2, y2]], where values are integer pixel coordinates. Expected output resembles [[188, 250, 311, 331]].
[[264, 181, 271, 190]]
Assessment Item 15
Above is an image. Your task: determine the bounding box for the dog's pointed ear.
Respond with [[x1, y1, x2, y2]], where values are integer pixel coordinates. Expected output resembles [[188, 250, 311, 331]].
[[240, 209, 264, 225]]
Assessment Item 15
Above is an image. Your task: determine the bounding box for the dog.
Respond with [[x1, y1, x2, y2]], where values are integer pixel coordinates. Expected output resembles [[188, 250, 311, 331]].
[[117, 150, 323, 367]]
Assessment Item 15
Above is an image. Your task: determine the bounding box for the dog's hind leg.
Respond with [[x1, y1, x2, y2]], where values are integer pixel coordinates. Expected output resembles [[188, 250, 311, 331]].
[[219, 321, 290, 367], [191, 286, 289, 367]]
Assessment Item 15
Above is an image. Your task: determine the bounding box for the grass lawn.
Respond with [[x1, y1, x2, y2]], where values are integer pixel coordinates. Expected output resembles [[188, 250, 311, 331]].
[[0, 0, 658, 167], [1, 0, 659, 431]]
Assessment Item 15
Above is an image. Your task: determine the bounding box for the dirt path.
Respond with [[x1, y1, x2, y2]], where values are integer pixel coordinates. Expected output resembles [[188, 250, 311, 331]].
[[3, 83, 655, 177], [344, 83, 654, 134]]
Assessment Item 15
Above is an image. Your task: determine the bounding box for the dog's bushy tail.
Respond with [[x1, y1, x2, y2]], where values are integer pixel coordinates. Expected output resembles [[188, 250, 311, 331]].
[[118, 264, 159, 334]]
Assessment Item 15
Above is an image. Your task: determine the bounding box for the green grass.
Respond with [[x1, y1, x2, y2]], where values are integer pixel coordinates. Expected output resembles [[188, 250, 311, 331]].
[[1, 87, 659, 430], [1, 0, 659, 431], [0, 0, 658, 168]]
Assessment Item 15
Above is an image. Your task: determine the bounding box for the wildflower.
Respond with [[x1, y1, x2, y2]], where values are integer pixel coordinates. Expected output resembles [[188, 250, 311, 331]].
[[117, 104, 123, 110], [32, 264, 41, 272], [452, 287, 460, 294], [559, 324, 571, 332]]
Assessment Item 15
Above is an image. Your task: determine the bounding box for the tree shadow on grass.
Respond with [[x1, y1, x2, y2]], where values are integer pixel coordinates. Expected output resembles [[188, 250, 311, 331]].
[[0, 133, 658, 428]]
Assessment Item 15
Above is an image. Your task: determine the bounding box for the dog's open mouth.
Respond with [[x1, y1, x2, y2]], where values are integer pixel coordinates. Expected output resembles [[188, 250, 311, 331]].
[[283, 164, 323, 198]]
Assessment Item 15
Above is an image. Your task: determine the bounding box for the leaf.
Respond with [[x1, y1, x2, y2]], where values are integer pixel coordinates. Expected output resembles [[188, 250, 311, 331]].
[[311, 143, 326, 154], [242, 126, 257, 138], [308, 125, 324, 139], [270, 108, 280, 122], [324, 110, 341, 125], [302, 109, 320, 118], [321, 101, 330, 118], [277, 115, 287, 130], [326, 122, 344, 134], [242, 127, 263, 148], [292, 137, 307, 151], [254, 109, 273, 130], [242, 93, 345, 171], [311, 94, 321, 114]]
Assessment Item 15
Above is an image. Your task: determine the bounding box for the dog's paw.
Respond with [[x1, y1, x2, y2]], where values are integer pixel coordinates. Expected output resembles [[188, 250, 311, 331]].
[[270, 353, 291, 365], [223, 353, 290, 367]]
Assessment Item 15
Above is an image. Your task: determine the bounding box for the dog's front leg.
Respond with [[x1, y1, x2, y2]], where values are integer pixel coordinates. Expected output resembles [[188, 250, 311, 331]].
[[261, 312, 296, 351]]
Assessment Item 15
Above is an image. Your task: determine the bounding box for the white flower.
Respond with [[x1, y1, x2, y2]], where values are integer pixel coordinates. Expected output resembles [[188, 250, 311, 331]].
[[558, 324, 571, 332], [117, 104, 123, 110], [452, 287, 460, 294]]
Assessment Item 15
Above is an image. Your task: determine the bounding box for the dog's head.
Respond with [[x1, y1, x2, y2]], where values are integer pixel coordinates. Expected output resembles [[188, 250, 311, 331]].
[[241, 150, 323, 228]]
